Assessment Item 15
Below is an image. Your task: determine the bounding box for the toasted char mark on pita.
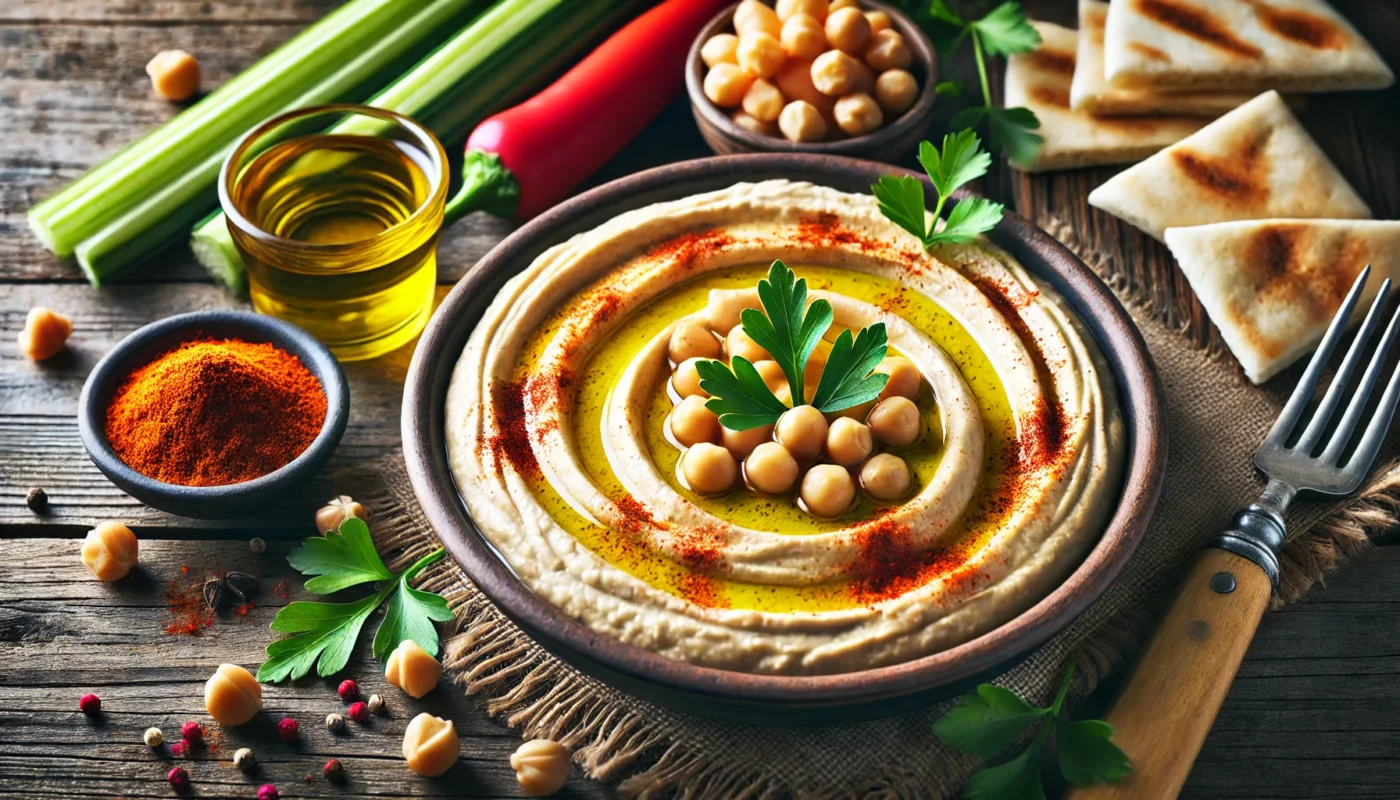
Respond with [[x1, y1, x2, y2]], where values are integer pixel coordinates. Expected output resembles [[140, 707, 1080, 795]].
[[1170, 128, 1271, 206], [1244, 0, 1348, 50], [1030, 86, 1072, 108], [1027, 48, 1076, 77], [1129, 42, 1171, 61], [1132, 0, 1263, 59]]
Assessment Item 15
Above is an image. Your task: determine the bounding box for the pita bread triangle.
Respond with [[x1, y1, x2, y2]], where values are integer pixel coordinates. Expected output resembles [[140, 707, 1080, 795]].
[[1102, 0, 1394, 92], [1088, 90, 1371, 241], [1165, 219, 1400, 383], [1005, 21, 1207, 172], [1071, 0, 1254, 116]]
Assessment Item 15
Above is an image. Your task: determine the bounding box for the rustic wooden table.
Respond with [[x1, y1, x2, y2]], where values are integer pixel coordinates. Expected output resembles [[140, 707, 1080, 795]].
[[3, 0, 1398, 797]]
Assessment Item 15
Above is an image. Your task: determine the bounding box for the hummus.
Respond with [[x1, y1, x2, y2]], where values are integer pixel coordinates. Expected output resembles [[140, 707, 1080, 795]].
[[445, 181, 1124, 675]]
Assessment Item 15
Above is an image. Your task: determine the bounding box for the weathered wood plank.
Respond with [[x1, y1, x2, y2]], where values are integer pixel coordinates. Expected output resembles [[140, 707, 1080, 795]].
[[1, 0, 339, 23], [0, 538, 610, 798]]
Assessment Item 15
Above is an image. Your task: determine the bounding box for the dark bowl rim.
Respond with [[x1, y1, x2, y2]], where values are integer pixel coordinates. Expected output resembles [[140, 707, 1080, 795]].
[[402, 153, 1166, 706], [684, 0, 939, 155], [77, 309, 350, 503]]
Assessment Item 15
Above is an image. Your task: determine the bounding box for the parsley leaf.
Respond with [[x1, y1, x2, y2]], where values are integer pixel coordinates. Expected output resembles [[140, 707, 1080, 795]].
[[811, 324, 890, 413], [932, 684, 1047, 759], [989, 106, 1046, 168], [740, 260, 833, 402], [966, 739, 1048, 800], [919, 132, 992, 199], [872, 131, 1004, 249], [939, 197, 1005, 243], [970, 1, 1042, 56], [934, 80, 962, 97], [1056, 720, 1132, 786], [259, 518, 453, 682], [872, 175, 932, 244], [697, 356, 789, 431]]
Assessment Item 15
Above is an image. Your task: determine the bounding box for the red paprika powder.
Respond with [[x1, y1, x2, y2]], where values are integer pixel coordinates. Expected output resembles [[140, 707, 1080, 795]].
[[105, 338, 326, 486]]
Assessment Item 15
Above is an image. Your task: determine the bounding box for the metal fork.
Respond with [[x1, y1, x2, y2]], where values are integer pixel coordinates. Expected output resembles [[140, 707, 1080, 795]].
[[1069, 265, 1400, 800]]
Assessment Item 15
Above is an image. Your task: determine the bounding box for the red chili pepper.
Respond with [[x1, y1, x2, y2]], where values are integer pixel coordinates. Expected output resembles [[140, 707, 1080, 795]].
[[445, 0, 731, 222]]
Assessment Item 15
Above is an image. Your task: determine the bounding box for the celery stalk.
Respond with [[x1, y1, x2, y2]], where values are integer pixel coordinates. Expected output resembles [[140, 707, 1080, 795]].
[[190, 0, 635, 294]]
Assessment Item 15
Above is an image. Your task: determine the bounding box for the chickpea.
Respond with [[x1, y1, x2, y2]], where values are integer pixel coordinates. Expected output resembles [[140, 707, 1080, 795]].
[[315, 494, 369, 534], [829, 0, 857, 9], [868, 396, 921, 447], [776, 0, 828, 22], [745, 442, 800, 494], [80, 521, 138, 582], [204, 663, 262, 727], [706, 288, 759, 335], [402, 713, 461, 777], [834, 92, 883, 135], [701, 33, 739, 68], [146, 49, 200, 101], [778, 100, 827, 142], [801, 464, 856, 517], [511, 740, 571, 797], [19, 306, 72, 361], [669, 319, 721, 364], [670, 395, 721, 447], [811, 50, 864, 96], [776, 57, 836, 112], [742, 78, 786, 122], [726, 324, 771, 363], [780, 13, 827, 60], [737, 32, 786, 78], [682, 442, 739, 494], [731, 109, 780, 136], [875, 356, 921, 400], [875, 68, 919, 114], [775, 405, 828, 461], [733, 0, 781, 37], [860, 453, 912, 501], [752, 359, 787, 393], [722, 422, 774, 460], [704, 63, 753, 108], [824, 7, 871, 55], [866, 9, 891, 33], [864, 28, 912, 71], [673, 357, 710, 398], [825, 417, 873, 467], [385, 638, 442, 699]]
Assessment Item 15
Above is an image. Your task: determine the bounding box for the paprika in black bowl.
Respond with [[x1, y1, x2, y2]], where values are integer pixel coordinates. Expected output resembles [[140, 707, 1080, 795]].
[[78, 310, 348, 519]]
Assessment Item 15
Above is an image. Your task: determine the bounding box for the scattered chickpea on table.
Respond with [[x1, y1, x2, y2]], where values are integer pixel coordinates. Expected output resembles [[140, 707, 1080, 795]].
[[701, 0, 919, 143], [146, 49, 200, 101]]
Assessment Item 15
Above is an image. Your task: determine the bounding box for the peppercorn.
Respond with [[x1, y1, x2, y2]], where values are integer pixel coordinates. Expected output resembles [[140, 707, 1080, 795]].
[[326, 713, 346, 733], [249, 537, 267, 554], [181, 720, 203, 746], [233, 747, 256, 771], [277, 717, 299, 743], [323, 758, 345, 783], [25, 487, 48, 514], [337, 679, 359, 701], [347, 701, 369, 724], [257, 784, 279, 800], [144, 727, 164, 747], [167, 766, 190, 791], [170, 740, 186, 758], [366, 693, 386, 715], [78, 693, 101, 715]]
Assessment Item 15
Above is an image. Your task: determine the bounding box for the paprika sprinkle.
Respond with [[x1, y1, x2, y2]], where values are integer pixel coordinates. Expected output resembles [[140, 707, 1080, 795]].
[[105, 338, 326, 486]]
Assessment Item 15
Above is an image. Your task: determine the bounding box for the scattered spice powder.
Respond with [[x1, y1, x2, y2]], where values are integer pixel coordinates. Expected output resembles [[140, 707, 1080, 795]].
[[165, 577, 214, 636], [104, 338, 326, 486]]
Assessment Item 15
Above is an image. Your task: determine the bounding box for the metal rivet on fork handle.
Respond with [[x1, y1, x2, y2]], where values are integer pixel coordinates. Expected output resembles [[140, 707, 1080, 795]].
[[1209, 572, 1236, 594]]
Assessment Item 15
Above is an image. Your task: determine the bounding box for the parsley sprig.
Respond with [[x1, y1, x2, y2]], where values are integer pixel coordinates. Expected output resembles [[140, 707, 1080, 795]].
[[258, 518, 454, 682], [873, 130, 1005, 248], [921, 0, 1045, 166], [696, 261, 889, 431], [933, 660, 1131, 799]]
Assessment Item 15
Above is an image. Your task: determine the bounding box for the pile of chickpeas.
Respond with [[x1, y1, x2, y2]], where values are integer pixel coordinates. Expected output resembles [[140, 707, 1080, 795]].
[[665, 302, 925, 518], [700, 0, 921, 144]]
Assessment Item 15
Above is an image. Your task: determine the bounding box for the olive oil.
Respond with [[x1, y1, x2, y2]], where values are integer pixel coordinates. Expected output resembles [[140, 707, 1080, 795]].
[[226, 128, 446, 361]]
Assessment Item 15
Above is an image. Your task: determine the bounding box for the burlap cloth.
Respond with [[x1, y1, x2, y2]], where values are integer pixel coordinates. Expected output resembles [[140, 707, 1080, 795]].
[[356, 223, 1400, 799]]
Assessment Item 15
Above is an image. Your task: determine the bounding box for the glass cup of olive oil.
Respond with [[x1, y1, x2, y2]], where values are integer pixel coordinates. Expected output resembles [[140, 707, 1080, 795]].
[[219, 104, 448, 361]]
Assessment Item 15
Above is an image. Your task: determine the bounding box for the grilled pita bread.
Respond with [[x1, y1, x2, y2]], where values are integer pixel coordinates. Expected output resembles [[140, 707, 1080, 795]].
[[1071, 0, 1253, 116], [1005, 22, 1207, 171], [1088, 91, 1370, 240], [1166, 219, 1400, 383], [1102, 0, 1394, 92]]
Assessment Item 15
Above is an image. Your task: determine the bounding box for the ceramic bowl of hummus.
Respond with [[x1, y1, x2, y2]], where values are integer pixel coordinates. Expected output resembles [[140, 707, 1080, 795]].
[[403, 155, 1164, 722]]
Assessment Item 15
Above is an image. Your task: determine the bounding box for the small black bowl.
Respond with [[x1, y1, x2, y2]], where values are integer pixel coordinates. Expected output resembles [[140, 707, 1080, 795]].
[[78, 310, 349, 519]]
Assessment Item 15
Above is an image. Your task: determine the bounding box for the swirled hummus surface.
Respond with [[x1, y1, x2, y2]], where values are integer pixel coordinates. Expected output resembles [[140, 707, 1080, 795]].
[[446, 181, 1124, 675]]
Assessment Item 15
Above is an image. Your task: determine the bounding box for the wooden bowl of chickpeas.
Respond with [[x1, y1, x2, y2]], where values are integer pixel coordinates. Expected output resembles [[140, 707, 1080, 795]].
[[687, 0, 936, 160]]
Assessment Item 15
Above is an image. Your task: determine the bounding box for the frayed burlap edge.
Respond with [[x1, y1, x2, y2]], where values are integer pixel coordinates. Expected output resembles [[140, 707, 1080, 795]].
[[353, 222, 1400, 798]]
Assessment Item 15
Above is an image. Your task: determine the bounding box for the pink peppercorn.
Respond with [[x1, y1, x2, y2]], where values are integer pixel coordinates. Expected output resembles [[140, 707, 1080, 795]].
[[323, 758, 345, 782], [257, 784, 279, 800], [347, 701, 369, 724], [337, 679, 359, 701], [180, 720, 203, 745], [277, 717, 299, 743], [167, 767, 190, 791], [78, 693, 101, 715], [169, 740, 186, 758]]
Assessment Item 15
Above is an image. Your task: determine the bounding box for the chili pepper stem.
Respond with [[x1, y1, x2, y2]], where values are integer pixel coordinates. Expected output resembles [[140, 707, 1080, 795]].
[[444, 151, 521, 225]]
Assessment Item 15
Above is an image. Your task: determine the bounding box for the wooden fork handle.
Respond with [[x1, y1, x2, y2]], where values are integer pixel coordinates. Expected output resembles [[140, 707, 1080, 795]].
[[1064, 547, 1273, 800]]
